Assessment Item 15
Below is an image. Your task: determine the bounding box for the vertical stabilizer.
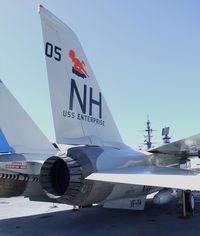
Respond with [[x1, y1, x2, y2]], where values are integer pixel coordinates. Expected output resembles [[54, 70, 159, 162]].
[[0, 80, 55, 154], [39, 6, 123, 147], [0, 128, 15, 153]]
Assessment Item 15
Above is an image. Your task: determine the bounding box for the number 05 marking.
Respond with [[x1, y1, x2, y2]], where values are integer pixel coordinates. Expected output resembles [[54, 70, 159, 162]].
[[45, 42, 62, 61]]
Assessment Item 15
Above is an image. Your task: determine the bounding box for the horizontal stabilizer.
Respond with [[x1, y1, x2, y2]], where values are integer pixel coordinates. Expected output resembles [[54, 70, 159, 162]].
[[86, 166, 200, 191], [149, 133, 200, 157]]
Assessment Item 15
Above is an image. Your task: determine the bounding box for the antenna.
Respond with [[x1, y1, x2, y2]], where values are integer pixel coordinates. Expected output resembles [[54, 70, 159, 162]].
[[162, 127, 171, 144], [142, 116, 155, 150]]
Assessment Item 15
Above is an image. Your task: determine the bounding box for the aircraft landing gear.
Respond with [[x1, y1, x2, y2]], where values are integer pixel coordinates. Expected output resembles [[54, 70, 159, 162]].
[[182, 190, 194, 218], [73, 205, 80, 211]]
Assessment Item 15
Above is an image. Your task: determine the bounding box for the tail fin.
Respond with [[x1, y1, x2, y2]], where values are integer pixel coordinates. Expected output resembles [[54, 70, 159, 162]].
[[39, 6, 123, 147], [0, 128, 15, 153], [0, 80, 55, 154]]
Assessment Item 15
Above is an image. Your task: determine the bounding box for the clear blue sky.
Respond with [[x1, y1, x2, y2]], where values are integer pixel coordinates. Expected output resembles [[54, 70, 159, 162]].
[[0, 0, 200, 148]]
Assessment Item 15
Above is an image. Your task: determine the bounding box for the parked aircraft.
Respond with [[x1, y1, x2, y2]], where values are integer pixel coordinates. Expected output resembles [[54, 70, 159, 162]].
[[0, 80, 57, 201], [38, 5, 200, 215], [0, 5, 199, 217]]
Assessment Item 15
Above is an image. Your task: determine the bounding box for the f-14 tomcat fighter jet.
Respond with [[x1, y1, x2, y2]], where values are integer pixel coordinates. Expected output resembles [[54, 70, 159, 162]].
[[1, 5, 200, 216], [38, 5, 200, 215], [0, 80, 58, 202]]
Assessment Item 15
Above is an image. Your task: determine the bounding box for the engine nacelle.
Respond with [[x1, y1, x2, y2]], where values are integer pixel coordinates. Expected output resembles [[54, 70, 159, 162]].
[[153, 189, 177, 205], [40, 146, 113, 206]]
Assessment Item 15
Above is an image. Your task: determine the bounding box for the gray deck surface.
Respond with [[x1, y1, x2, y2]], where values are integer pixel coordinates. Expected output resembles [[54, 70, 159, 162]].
[[0, 196, 200, 236]]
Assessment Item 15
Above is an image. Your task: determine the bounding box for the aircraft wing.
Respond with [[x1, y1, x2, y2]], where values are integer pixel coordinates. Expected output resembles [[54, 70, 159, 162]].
[[86, 166, 200, 191], [149, 133, 200, 157]]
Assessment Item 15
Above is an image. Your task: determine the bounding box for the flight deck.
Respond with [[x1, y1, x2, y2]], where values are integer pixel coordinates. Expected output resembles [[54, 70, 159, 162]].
[[0, 195, 200, 236]]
